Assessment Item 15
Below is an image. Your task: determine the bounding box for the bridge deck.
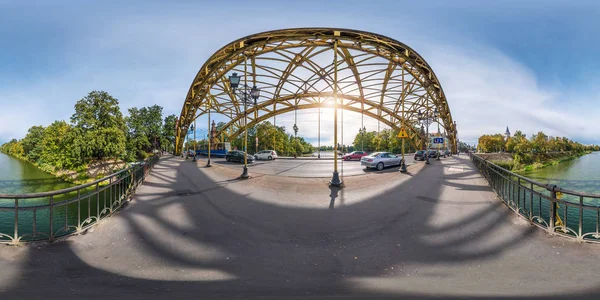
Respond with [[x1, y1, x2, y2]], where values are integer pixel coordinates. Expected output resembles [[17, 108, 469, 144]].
[[2, 155, 600, 299]]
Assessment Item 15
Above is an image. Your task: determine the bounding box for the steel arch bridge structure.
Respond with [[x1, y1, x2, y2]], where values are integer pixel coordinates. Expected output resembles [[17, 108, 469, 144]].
[[176, 28, 456, 155]]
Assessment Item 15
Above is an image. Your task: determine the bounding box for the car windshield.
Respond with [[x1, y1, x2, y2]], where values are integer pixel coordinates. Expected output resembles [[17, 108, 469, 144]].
[[368, 152, 382, 157], [416, 150, 424, 154]]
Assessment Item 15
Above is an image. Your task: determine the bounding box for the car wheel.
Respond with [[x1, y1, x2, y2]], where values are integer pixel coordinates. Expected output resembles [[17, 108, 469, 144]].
[[226, 157, 230, 162], [268, 156, 272, 160], [376, 162, 384, 171]]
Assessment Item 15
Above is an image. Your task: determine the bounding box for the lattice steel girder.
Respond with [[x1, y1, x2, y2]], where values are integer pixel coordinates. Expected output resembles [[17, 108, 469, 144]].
[[176, 28, 456, 154]]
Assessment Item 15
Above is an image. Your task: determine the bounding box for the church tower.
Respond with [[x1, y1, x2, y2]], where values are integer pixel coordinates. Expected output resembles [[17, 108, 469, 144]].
[[505, 126, 510, 140]]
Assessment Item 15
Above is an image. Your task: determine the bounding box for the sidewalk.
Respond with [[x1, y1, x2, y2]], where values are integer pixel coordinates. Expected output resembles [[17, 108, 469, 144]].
[[2, 155, 600, 299]]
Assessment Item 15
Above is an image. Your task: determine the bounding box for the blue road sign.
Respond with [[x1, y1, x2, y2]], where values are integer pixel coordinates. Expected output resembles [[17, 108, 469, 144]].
[[433, 138, 444, 144]]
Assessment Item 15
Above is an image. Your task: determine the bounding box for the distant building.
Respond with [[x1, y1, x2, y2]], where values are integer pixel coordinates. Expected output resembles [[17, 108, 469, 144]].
[[505, 126, 510, 140]]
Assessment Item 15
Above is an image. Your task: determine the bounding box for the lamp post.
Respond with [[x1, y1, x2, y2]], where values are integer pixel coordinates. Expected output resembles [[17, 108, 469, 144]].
[[418, 108, 438, 165], [191, 122, 197, 162], [360, 126, 366, 151], [228, 72, 261, 179]]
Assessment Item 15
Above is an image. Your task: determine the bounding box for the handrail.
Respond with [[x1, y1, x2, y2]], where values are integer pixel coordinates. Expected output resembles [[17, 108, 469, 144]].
[[470, 153, 600, 243], [0, 155, 161, 245], [0, 163, 136, 199]]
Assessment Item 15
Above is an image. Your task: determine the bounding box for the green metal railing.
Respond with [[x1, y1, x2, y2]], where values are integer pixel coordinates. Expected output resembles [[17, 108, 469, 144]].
[[0, 155, 160, 245], [471, 154, 600, 243]]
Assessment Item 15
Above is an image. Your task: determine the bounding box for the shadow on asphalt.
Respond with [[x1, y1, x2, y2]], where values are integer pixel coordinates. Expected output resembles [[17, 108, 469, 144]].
[[6, 155, 600, 299]]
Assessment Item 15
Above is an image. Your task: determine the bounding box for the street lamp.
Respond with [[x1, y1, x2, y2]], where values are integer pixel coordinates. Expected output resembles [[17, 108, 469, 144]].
[[191, 123, 197, 162], [360, 126, 366, 151], [228, 72, 261, 179], [418, 108, 438, 165]]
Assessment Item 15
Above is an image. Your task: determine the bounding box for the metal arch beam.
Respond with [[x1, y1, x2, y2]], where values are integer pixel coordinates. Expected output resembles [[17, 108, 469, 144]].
[[176, 28, 455, 154], [338, 47, 365, 101], [218, 91, 411, 139], [224, 102, 424, 150]]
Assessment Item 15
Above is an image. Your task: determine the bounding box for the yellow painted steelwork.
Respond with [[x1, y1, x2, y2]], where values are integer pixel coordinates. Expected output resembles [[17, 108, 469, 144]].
[[176, 28, 456, 154]]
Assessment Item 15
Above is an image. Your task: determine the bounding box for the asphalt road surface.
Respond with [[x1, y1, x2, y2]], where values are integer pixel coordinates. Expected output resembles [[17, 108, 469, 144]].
[[5, 155, 600, 299], [205, 155, 418, 177]]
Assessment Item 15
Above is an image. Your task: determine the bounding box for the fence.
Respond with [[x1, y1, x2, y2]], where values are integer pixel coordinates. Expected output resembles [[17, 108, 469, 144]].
[[471, 154, 600, 243], [0, 155, 160, 245]]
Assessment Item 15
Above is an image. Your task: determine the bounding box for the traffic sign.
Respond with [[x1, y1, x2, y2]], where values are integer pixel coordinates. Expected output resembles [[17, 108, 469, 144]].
[[397, 128, 409, 138], [433, 138, 444, 144]]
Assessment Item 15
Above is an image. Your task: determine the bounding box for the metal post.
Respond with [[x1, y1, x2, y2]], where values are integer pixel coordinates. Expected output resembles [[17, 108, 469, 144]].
[[318, 101, 321, 159], [579, 196, 584, 241], [425, 117, 430, 165], [330, 39, 342, 187], [13, 198, 18, 244], [49, 195, 54, 241], [361, 97, 364, 152], [193, 119, 197, 162], [255, 98, 258, 155], [549, 185, 557, 234], [207, 109, 212, 167], [241, 55, 250, 179], [400, 68, 407, 173]]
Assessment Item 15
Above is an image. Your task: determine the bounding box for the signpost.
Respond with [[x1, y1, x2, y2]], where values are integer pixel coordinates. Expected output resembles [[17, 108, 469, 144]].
[[398, 127, 408, 173], [397, 128, 409, 138]]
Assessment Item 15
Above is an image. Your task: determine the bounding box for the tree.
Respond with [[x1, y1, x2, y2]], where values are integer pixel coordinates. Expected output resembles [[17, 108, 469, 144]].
[[531, 131, 548, 153], [125, 105, 164, 160], [71, 91, 126, 160], [39, 120, 76, 169], [162, 114, 177, 152], [478, 134, 505, 153], [21, 125, 45, 162]]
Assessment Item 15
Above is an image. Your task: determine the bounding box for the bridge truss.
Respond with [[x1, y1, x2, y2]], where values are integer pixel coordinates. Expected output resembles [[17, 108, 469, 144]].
[[176, 28, 456, 154]]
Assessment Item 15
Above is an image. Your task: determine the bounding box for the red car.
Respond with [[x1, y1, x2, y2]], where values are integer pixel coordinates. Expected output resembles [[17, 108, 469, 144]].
[[342, 151, 369, 161]]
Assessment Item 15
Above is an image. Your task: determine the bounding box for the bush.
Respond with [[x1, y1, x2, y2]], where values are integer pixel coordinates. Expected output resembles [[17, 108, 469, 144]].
[[491, 160, 514, 170]]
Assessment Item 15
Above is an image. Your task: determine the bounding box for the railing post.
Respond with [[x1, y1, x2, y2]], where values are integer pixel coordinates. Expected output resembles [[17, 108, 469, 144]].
[[77, 189, 81, 230], [548, 185, 557, 234], [517, 177, 521, 212], [49, 195, 54, 242], [13, 198, 18, 244], [579, 196, 584, 242], [96, 182, 100, 222]]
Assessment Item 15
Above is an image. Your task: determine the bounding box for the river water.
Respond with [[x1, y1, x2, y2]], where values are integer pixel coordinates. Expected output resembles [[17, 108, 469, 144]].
[[0, 153, 73, 194], [518, 152, 600, 193]]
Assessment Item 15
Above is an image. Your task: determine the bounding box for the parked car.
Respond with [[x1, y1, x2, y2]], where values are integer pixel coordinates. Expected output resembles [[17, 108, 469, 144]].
[[427, 150, 439, 158], [254, 150, 278, 160], [414, 150, 427, 161], [225, 150, 255, 163], [360, 152, 402, 171], [342, 151, 369, 161]]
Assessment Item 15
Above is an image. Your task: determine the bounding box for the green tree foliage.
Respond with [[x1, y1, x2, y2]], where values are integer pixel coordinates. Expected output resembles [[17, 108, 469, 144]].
[[0, 91, 188, 175], [39, 120, 77, 170], [21, 125, 45, 162], [71, 91, 126, 160], [477, 134, 506, 153], [351, 127, 419, 153], [161, 114, 177, 152], [476, 130, 600, 164]]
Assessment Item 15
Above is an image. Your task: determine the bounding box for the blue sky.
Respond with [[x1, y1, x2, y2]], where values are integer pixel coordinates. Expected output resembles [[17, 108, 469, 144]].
[[1, 0, 599, 146]]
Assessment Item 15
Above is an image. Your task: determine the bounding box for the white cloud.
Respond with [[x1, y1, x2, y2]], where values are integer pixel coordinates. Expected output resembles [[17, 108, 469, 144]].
[[1, 7, 597, 147], [419, 42, 594, 145]]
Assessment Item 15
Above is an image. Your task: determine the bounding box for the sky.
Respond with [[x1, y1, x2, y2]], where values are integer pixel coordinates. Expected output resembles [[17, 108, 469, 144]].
[[1, 0, 599, 146]]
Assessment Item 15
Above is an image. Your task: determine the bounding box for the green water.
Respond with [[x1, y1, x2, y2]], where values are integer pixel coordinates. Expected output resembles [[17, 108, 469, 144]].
[[518, 152, 600, 193], [0, 153, 137, 242], [0, 153, 74, 195], [508, 152, 600, 239]]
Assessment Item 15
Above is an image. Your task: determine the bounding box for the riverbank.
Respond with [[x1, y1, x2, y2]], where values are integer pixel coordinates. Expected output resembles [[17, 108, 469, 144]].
[[0, 150, 128, 185], [477, 151, 591, 173]]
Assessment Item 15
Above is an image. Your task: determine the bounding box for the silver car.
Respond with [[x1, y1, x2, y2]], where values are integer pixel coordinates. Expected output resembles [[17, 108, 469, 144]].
[[360, 152, 402, 171]]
